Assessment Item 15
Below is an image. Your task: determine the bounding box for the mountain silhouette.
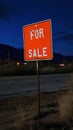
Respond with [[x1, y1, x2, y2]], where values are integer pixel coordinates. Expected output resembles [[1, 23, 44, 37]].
[[0, 44, 24, 61], [0, 43, 73, 63]]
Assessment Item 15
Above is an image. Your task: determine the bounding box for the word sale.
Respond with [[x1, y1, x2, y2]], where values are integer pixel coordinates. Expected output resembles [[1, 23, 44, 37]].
[[28, 47, 47, 58]]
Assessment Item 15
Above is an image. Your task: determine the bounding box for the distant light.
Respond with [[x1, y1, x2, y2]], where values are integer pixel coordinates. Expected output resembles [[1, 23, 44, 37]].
[[24, 62, 27, 65], [16, 62, 20, 66], [59, 64, 65, 67]]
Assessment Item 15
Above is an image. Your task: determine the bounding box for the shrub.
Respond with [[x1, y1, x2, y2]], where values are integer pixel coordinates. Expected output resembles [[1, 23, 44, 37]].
[[15, 105, 28, 130], [58, 92, 73, 122]]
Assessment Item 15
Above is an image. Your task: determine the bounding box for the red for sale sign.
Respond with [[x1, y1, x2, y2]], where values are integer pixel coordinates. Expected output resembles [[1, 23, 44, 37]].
[[23, 19, 53, 61]]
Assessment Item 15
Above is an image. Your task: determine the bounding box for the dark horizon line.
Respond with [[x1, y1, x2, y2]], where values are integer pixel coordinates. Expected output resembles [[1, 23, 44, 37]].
[[0, 43, 73, 57]]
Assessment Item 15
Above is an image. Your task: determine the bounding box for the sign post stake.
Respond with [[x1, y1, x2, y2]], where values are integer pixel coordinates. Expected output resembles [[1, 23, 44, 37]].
[[23, 19, 53, 129], [36, 60, 40, 126]]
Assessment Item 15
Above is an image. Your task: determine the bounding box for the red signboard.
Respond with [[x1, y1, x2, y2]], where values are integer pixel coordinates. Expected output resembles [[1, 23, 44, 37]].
[[23, 19, 53, 61]]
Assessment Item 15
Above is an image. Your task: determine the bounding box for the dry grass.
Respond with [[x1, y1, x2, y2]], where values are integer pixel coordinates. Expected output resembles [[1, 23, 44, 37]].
[[14, 96, 37, 130], [15, 105, 27, 130], [59, 92, 73, 122], [58, 73, 73, 129], [1, 89, 73, 130]]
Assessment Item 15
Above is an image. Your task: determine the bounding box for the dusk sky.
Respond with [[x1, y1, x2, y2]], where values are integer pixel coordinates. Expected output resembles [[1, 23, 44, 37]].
[[0, 0, 73, 56]]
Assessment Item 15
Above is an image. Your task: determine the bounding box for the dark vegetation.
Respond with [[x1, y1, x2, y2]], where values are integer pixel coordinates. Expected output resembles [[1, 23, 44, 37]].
[[0, 59, 73, 76], [0, 44, 73, 76]]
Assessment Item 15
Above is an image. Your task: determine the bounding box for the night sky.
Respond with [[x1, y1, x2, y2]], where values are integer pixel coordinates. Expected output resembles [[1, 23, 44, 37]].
[[0, 0, 73, 56]]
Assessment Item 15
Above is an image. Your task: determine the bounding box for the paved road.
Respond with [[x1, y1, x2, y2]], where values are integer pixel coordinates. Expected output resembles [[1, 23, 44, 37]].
[[0, 73, 72, 97]]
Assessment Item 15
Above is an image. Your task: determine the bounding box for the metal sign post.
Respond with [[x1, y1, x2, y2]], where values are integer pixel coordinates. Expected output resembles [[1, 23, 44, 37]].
[[23, 19, 53, 129], [36, 60, 40, 125]]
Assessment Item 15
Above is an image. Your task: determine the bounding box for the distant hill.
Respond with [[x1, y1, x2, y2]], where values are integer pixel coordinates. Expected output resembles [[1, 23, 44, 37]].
[[0, 43, 73, 63], [53, 52, 73, 64], [0, 44, 24, 61]]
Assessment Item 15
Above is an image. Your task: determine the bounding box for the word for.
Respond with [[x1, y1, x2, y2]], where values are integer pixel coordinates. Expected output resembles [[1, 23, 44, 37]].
[[28, 47, 47, 58], [30, 28, 44, 40]]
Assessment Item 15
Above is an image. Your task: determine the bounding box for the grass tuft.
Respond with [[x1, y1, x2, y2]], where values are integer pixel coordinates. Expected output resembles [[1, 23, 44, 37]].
[[59, 92, 73, 122]]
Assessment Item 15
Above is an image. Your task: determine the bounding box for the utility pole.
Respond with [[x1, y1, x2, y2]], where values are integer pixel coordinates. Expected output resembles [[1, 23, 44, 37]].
[[8, 50, 10, 63]]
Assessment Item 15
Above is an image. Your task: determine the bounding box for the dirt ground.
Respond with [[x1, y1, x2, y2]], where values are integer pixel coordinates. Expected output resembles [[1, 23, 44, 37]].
[[0, 89, 73, 130]]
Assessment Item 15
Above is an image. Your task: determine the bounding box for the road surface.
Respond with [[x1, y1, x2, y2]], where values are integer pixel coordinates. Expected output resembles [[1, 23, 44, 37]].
[[0, 73, 72, 97]]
